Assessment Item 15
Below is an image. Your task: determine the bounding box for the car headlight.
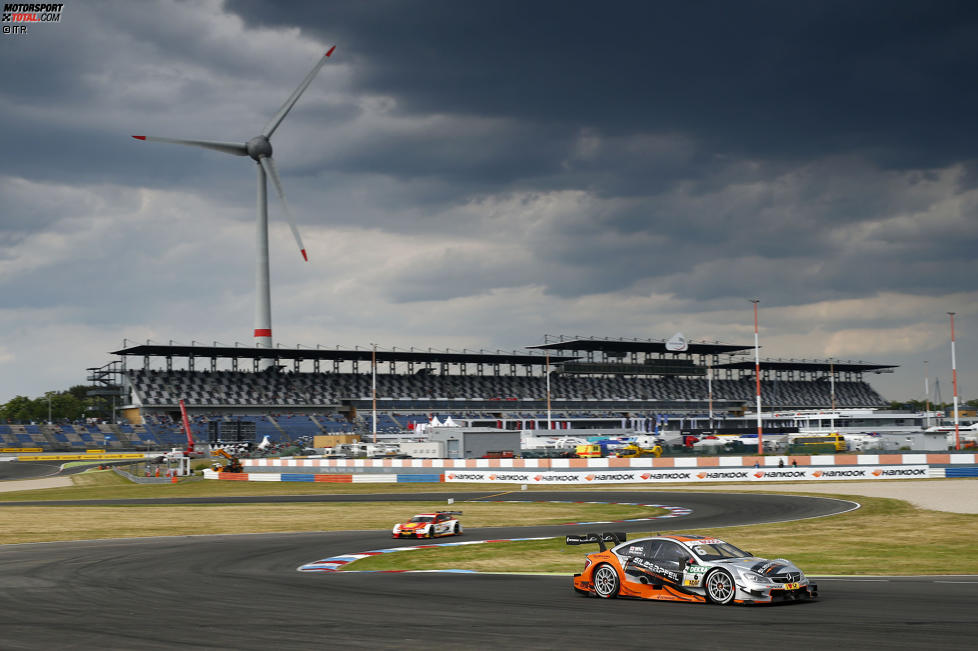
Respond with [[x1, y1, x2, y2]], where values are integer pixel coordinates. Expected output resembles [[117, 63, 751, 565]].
[[741, 570, 774, 585]]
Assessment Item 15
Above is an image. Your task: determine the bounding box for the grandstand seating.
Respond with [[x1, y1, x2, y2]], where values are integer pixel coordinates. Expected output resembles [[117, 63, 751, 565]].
[[126, 369, 886, 409], [0, 365, 888, 452]]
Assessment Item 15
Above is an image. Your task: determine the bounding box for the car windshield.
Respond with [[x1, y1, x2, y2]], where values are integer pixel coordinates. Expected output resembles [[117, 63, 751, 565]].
[[686, 540, 750, 560], [409, 516, 434, 523]]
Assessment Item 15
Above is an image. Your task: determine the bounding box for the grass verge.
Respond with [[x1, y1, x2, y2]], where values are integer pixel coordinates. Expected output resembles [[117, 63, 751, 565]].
[[0, 494, 665, 546], [349, 493, 978, 575]]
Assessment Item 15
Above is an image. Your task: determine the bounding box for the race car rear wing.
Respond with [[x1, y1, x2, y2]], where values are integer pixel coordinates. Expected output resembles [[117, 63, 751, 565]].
[[436, 511, 463, 515], [565, 532, 627, 552]]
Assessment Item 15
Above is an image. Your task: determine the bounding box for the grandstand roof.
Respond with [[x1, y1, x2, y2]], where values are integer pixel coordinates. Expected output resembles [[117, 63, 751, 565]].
[[527, 337, 753, 355], [716, 359, 898, 374], [111, 344, 578, 367]]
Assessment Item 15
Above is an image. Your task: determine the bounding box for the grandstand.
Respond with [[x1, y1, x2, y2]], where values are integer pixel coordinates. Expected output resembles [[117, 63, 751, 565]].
[[69, 335, 893, 451]]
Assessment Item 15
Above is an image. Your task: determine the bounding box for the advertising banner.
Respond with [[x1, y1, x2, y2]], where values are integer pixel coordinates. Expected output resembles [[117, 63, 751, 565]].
[[442, 465, 931, 484]]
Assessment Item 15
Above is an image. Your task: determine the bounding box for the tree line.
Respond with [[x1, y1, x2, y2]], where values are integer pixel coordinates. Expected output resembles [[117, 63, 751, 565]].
[[0, 386, 113, 423]]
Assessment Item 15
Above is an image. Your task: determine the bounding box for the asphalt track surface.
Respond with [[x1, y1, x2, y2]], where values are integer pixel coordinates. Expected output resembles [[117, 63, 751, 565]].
[[1, 490, 975, 650]]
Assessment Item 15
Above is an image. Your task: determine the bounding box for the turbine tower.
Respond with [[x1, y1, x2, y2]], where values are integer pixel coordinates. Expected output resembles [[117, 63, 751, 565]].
[[133, 47, 336, 358]]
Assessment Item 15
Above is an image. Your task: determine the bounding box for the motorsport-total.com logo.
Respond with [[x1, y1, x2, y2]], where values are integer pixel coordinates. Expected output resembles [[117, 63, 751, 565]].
[[2, 3, 64, 35]]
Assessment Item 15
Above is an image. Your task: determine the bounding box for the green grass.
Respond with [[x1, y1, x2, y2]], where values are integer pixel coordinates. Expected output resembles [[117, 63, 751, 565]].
[[6, 472, 978, 575], [349, 493, 978, 575], [0, 471, 667, 544]]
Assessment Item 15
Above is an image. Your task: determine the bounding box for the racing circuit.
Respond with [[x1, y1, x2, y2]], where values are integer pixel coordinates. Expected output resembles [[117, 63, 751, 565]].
[[1, 470, 976, 650]]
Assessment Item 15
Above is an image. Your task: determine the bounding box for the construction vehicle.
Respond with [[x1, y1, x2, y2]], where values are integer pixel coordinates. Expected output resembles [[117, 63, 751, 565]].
[[211, 449, 243, 473], [614, 443, 663, 458]]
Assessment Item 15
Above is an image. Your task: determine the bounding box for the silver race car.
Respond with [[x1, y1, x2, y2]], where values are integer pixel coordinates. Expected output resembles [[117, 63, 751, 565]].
[[569, 532, 818, 605]]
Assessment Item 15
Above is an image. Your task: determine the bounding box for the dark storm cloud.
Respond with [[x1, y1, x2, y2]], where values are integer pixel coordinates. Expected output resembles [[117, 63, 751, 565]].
[[230, 0, 978, 170]]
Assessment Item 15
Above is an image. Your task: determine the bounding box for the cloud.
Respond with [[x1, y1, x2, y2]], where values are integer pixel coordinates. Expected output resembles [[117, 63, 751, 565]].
[[0, 0, 976, 404]]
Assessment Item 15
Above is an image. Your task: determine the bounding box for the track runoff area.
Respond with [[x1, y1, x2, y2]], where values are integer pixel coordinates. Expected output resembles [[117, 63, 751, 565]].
[[1, 488, 976, 649]]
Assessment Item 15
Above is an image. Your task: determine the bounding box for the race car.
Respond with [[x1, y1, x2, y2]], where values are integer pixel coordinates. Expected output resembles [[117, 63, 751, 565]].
[[568, 532, 817, 605], [392, 511, 463, 539]]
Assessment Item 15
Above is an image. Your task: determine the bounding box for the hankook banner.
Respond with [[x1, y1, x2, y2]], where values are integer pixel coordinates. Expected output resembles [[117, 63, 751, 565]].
[[442, 465, 931, 484]]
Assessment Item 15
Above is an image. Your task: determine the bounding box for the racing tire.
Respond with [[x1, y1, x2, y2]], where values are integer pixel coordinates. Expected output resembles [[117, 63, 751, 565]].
[[592, 564, 620, 599], [453, 522, 462, 536], [427, 528, 435, 539], [705, 569, 736, 605]]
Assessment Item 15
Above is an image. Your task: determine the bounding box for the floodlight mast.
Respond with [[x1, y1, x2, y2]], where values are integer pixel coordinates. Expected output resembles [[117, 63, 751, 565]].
[[132, 47, 336, 359], [751, 299, 763, 456]]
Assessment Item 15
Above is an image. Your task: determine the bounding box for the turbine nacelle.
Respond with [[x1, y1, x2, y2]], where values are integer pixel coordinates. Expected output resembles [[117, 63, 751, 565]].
[[246, 135, 272, 162]]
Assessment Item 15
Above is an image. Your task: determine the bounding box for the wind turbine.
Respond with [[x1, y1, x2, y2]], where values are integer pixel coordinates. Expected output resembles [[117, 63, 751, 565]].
[[133, 46, 336, 357]]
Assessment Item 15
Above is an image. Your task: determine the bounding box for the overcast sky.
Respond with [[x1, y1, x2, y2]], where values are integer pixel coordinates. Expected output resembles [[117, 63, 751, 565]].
[[1, 0, 975, 405]]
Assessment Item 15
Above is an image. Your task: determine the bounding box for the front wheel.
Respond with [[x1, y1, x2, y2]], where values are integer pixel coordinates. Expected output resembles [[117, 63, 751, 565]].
[[592, 564, 620, 599], [453, 522, 462, 536], [705, 569, 736, 605]]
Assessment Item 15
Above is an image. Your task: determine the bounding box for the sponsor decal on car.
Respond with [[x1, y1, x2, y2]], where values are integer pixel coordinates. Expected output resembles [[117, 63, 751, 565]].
[[682, 538, 723, 546], [685, 564, 709, 574], [629, 557, 681, 583]]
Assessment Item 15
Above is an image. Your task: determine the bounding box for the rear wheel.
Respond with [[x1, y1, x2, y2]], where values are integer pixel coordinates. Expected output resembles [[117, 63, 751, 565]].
[[592, 564, 620, 599], [705, 569, 736, 605]]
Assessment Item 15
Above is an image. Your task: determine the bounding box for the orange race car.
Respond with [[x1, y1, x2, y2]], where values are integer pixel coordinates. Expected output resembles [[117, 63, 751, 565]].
[[392, 511, 463, 539], [569, 532, 817, 605]]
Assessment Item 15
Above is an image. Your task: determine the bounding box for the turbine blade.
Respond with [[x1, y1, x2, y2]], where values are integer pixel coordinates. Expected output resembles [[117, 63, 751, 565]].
[[259, 156, 308, 261], [261, 46, 336, 138], [131, 135, 248, 157]]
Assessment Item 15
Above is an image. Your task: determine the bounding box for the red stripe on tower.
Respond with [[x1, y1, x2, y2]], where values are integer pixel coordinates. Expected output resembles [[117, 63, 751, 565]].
[[132, 135, 146, 140], [326, 46, 336, 57], [254, 329, 272, 337]]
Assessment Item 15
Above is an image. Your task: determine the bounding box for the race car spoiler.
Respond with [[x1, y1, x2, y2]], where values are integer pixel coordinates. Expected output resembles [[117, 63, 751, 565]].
[[436, 511, 463, 515], [566, 532, 627, 551]]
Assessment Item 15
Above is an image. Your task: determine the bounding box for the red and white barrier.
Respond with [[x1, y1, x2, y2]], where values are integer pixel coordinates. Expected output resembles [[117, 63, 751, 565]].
[[244, 453, 976, 470]]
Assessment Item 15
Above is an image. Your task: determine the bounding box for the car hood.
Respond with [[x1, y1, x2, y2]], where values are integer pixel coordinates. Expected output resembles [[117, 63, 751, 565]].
[[711, 557, 802, 576]]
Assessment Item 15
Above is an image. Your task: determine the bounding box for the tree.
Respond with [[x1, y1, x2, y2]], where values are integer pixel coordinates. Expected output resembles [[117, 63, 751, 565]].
[[0, 396, 34, 422]]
